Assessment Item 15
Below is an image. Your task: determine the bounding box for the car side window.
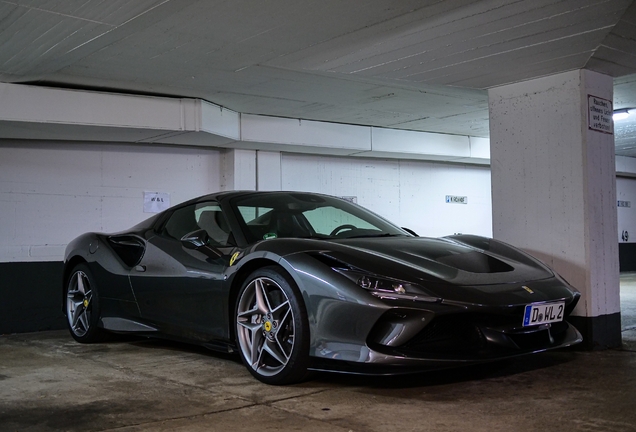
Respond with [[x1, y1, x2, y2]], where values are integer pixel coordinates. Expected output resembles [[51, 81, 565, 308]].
[[162, 202, 231, 246], [237, 205, 274, 241], [195, 204, 231, 246]]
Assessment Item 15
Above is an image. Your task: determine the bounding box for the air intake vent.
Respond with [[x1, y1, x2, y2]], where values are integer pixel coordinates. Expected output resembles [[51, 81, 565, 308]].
[[436, 251, 513, 273]]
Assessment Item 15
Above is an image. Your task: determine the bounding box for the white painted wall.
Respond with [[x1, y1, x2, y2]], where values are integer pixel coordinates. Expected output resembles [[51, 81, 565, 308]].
[[0, 142, 496, 264], [0, 141, 222, 263], [280, 154, 493, 238], [5, 137, 633, 269], [617, 176, 636, 243]]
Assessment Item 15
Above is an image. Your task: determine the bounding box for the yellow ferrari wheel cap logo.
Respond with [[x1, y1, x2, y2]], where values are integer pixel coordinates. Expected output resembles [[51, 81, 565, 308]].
[[264, 321, 272, 332], [83, 298, 89, 307]]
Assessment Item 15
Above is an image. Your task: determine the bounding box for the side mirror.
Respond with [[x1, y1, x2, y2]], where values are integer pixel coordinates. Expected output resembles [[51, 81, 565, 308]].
[[180, 229, 210, 249], [401, 227, 419, 237]]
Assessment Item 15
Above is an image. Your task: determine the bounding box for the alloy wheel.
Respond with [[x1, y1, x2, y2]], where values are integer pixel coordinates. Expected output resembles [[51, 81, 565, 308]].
[[236, 276, 296, 377], [66, 270, 93, 338]]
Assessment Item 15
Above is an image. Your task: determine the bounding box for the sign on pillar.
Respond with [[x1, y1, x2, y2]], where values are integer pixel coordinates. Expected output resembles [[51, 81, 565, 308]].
[[587, 95, 613, 135]]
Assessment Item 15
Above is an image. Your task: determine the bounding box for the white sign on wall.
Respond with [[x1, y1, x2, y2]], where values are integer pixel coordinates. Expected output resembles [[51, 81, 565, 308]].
[[618, 200, 631, 208], [144, 192, 171, 213], [446, 195, 467, 204], [588, 95, 613, 135]]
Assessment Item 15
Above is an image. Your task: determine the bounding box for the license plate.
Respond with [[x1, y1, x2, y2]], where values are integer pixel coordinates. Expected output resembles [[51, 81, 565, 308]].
[[523, 301, 565, 327]]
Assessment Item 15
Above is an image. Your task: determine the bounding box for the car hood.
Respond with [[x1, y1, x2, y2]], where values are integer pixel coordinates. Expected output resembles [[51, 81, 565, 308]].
[[321, 236, 554, 287]]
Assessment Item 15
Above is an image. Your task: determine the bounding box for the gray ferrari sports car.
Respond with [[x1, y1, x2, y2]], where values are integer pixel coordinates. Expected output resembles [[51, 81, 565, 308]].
[[63, 191, 582, 384]]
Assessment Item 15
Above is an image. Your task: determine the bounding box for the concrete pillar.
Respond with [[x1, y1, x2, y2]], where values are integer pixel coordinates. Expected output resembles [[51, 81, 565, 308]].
[[219, 149, 282, 191], [488, 69, 621, 349], [219, 149, 256, 191], [256, 151, 282, 191]]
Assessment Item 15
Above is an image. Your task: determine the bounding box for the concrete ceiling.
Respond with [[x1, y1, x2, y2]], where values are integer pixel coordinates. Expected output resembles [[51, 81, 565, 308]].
[[2, 0, 636, 155]]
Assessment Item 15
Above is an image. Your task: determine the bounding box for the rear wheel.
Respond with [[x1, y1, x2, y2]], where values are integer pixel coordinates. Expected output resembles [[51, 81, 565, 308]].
[[235, 266, 310, 385], [65, 264, 107, 343]]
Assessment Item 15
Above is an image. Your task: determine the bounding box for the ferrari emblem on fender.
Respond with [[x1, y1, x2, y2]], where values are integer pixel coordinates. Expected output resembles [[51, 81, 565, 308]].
[[522, 285, 534, 294], [230, 252, 240, 266]]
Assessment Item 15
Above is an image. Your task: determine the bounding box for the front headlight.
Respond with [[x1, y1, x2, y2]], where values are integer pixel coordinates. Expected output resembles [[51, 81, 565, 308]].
[[334, 269, 441, 303]]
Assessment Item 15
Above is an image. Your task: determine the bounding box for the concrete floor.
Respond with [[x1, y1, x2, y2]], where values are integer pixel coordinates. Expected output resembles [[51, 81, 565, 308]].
[[2, 280, 636, 432]]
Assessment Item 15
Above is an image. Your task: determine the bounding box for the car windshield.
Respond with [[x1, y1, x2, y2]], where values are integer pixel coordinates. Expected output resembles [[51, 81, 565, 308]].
[[230, 192, 410, 244]]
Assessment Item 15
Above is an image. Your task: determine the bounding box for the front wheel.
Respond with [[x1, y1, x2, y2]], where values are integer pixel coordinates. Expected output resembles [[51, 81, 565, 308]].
[[235, 266, 310, 385], [65, 264, 107, 343]]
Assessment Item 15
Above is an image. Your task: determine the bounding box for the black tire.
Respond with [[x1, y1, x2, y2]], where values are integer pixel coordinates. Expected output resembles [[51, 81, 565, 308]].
[[65, 264, 107, 343], [235, 266, 310, 385]]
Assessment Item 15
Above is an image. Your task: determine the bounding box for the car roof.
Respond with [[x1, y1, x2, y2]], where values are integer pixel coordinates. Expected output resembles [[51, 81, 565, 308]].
[[192, 190, 336, 203]]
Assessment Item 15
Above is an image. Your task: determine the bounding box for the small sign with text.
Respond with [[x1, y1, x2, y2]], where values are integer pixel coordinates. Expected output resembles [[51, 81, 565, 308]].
[[144, 192, 171, 213], [446, 195, 467, 204], [588, 95, 613, 135]]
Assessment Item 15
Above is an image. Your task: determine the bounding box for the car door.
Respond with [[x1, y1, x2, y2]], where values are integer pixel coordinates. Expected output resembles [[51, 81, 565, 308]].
[[129, 201, 234, 341]]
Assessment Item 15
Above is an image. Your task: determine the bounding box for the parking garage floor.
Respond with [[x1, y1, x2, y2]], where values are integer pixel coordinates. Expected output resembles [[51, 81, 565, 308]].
[[2, 280, 636, 432]]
